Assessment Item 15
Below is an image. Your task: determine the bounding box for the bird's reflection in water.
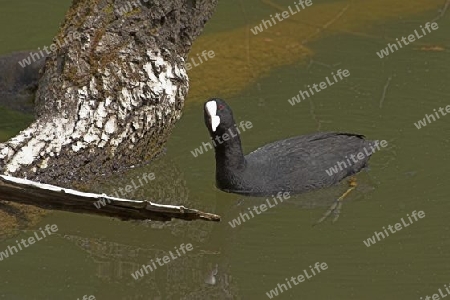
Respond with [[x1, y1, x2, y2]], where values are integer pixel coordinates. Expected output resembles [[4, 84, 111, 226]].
[[205, 263, 219, 285]]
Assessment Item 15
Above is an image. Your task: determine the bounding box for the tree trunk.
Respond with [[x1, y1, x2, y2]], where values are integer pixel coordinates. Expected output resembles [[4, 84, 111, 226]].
[[0, 0, 218, 187]]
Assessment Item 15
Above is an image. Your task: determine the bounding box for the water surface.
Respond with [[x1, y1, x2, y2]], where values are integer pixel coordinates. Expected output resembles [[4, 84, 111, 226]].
[[0, 0, 449, 299]]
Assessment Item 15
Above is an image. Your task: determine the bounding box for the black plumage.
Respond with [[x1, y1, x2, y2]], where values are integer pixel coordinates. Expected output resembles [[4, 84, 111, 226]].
[[204, 98, 375, 196]]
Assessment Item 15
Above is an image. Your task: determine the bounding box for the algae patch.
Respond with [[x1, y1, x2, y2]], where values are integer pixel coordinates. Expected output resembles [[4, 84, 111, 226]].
[[185, 0, 444, 103]]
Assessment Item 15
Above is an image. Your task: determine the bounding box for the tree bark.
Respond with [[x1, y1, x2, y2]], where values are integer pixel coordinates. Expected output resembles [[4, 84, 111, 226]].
[[0, 175, 220, 222], [0, 0, 218, 187]]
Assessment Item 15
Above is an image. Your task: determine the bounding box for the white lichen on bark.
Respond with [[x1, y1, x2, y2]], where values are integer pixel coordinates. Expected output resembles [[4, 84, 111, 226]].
[[0, 50, 188, 177], [0, 0, 219, 184]]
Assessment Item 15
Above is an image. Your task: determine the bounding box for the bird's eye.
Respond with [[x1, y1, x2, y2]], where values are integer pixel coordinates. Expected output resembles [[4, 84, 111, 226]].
[[218, 104, 225, 110]]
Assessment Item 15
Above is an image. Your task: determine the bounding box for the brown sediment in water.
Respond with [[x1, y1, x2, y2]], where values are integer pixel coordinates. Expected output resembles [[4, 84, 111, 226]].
[[0, 202, 47, 238], [186, 0, 444, 103]]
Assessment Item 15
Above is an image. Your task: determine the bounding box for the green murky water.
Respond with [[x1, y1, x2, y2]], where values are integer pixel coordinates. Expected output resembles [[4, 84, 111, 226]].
[[1, 0, 449, 299]]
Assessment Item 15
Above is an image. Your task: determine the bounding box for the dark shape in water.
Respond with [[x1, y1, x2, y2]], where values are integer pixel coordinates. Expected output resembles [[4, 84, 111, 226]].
[[203, 98, 376, 197]]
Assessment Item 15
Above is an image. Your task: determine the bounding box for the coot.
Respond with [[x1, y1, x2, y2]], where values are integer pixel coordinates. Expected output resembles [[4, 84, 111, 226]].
[[204, 98, 376, 197]]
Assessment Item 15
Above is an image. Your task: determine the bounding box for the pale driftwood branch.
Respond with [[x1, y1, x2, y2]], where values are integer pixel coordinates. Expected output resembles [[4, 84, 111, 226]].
[[0, 175, 220, 222]]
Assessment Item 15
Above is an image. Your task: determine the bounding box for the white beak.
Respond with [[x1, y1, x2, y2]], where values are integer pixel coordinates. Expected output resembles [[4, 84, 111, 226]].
[[206, 101, 221, 132]]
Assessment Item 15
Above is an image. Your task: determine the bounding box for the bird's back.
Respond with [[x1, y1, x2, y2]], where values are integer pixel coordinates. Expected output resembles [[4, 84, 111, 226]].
[[220, 132, 375, 195]]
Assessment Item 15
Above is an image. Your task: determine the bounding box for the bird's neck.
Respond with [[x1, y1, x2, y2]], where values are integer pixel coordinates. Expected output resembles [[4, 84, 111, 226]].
[[212, 126, 246, 170]]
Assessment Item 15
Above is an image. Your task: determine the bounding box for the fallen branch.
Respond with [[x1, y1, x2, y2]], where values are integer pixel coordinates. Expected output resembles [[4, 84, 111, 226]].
[[0, 175, 220, 222]]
